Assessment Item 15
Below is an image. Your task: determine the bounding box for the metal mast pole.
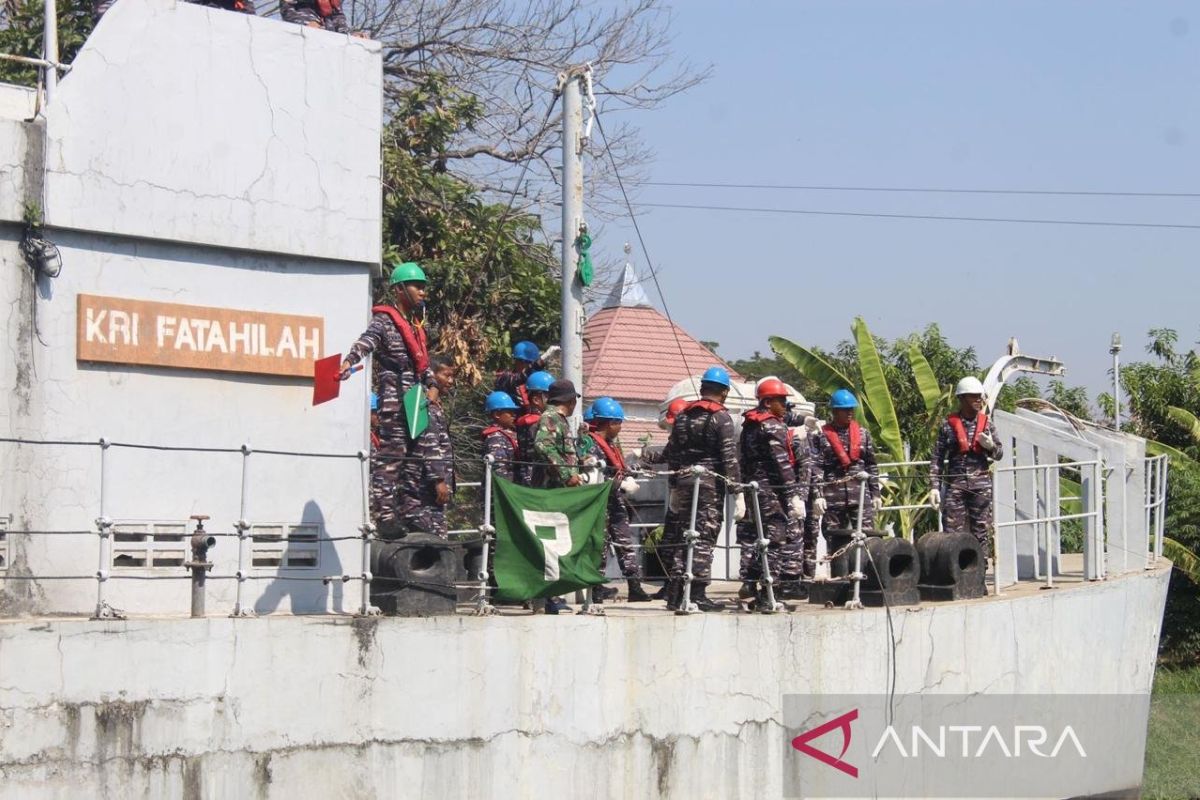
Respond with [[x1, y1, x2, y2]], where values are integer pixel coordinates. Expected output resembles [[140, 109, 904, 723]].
[[1110, 333, 1122, 430], [560, 68, 585, 423], [43, 0, 58, 101]]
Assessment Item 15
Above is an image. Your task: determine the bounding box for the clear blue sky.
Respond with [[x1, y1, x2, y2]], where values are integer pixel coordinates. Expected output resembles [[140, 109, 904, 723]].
[[597, 0, 1200, 399]]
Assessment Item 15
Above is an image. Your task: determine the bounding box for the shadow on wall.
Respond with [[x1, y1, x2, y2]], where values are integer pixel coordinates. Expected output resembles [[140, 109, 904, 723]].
[[254, 499, 344, 615]]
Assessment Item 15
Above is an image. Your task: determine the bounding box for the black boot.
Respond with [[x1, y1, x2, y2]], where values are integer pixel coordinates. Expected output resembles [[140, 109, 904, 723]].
[[626, 578, 652, 602], [665, 580, 683, 611], [778, 574, 807, 600], [738, 581, 757, 600], [596, 584, 619, 600], [693, 583, 726, 613], [651, 582, 669, 600]]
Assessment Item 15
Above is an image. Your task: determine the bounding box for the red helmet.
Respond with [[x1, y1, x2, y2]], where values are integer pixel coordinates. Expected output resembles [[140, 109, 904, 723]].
[[664, 397, 689, 425], [756, 378, 789, 401]]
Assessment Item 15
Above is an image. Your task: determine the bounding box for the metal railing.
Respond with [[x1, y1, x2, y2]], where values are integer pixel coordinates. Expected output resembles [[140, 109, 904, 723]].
[[992, 459, 1105, 593], [1144, 454, 1168, 568], [0, 0, 69, 114]]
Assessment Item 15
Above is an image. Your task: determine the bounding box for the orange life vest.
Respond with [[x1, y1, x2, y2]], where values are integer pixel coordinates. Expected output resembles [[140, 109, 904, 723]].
[[822, 421, 862, 468], [371, 305, 429, 374], [948, 412, 988, 454]]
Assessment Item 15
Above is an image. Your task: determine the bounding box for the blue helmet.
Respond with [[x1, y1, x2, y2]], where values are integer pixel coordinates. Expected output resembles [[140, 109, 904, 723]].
[[591, 397, 625, 421], [525, 370, 554, 393], [829, 389, 858, 409], [512, 340, 540, 363], [484, 391, 519, 413], [370, 392, 379, 412], [583, 404, 596, 422], [701, 365, 731, 388]]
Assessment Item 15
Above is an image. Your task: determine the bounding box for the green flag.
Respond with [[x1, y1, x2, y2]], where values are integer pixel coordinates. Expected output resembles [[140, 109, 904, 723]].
[[492, 476, 610, 601], [403, 383, 428, 439]]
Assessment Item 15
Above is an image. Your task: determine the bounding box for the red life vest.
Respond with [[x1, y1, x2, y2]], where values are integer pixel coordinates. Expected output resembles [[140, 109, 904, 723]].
[[587, 431, 626, 474], [822, 421, 862, 468], [482, 425, 519, 453], [948, 413, 988, 454], [745, 408, 795, 467], [684, 398, 725, 415], [371, 305, 429, 374], [515, 412, 541, 430], [370, 431, 380, 449], [315, 0, 341, 17]]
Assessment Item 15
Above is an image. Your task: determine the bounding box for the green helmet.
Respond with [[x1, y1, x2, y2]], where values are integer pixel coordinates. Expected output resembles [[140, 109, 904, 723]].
[[388, 261, 427, 286]]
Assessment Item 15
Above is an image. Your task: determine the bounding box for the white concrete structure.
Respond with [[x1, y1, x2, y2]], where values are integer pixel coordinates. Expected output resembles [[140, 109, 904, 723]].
[[0, 563, 1170, 798], [0, 0, 382, 615]]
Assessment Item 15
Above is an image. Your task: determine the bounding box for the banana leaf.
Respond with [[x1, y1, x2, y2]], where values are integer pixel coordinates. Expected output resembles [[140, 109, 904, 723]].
[[1167, 406, 1200, 446], [853, 317, 904, 462], [1147, 439, 1194, 465], [1164, 538, 1200, 584], [906, 341, 944, 417], [769, 336, 856, 396]]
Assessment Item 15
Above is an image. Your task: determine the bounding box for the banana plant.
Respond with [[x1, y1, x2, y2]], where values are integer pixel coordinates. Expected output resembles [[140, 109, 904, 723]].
[[770, 317, 940, 538]]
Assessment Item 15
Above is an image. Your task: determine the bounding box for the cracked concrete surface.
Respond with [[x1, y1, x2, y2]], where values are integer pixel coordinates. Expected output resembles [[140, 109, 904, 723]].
[[0, 566, 1171, 798]]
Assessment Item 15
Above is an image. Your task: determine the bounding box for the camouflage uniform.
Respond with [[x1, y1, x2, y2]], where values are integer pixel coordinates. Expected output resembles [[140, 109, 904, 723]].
[[811, 422, 880, 532], [481, 425, 519, 578], [513, 412, 542, 487], [494, 359, 546, 413], [737, 410, 807, 582], [186, 0, 255, 11], [581, 432, 641, 579], [397, 401, 454, 538], [930, 413, 1003, 549], [281, 0, 348, 31], [785, 426, 814, 580], [344, 308, 434, 536], [661, 401, 740, 585], [531, 408, 578, 488], [801, 429, 823, 577]]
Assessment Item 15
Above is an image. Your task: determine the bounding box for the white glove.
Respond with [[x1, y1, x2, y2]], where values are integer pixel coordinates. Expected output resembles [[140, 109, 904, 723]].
[[813, 497, 827, 517], [978, 431, 996, 452], [789, 496, 806, 520], [805, 416, 820, 432], [619, 476, 639, 496], [872, 495, 884, 512], [929, 489, 942, 510], [628, 446, 643, 459], [734, 493, 747, 522], [577, 472, 591, 484], [540, 345, 560, 362]]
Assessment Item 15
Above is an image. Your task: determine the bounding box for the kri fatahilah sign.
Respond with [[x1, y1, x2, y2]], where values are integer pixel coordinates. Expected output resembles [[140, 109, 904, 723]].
[[76, 294, 324, 378]]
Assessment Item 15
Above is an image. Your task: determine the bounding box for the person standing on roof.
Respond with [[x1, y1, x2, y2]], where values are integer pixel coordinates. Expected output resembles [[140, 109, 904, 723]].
[[736, 379, 808, 605], [661, 366, 742, 613], [481, 390, 521, 585], [930, 377, 1004, 549], [515, 371, 554, 487], [530, 379, 583, 615], [811, 389, 881, 532], [339, 261, 436, 536], [281, 0, 350, 32], [495, 341, 559, 413], [579, 398, 652, 603]]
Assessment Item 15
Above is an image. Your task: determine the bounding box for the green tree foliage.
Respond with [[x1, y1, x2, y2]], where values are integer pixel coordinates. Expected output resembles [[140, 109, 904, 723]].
[[0, 0, 94, 87], [380, 74, 561, 386]]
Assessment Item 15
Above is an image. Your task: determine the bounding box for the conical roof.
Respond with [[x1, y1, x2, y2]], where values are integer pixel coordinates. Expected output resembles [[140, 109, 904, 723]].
[[602, 262, 652, 309]]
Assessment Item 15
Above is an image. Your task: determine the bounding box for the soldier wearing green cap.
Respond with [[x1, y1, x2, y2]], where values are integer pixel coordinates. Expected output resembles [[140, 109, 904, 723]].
[[340, 262, 438, 537]]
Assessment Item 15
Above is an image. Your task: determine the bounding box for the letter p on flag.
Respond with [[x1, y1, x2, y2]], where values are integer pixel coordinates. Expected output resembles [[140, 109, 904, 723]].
[[792, 708, 859, 779]]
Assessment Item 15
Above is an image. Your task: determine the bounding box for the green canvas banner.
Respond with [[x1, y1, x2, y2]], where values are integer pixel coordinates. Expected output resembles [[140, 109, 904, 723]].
[[492, 476, 610, 601]]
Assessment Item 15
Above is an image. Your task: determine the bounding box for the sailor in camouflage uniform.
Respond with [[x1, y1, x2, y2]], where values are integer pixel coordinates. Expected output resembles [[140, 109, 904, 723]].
[[340, 262, 436, 537], [736, 378, 808, 601], [494, 341, 558, 413], [930, 377, 1004, 549], [579, 398, 652, 602], [281, 0, 349, 32], [480, 391, 521, 583], [397, 357, 457, 538], [661, 367, 742, 612], [810, 389, 881, 532], [514, 371, 554, 487]]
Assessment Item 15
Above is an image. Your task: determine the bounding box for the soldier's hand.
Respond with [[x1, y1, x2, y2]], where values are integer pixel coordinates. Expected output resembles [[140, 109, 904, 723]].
[[872, 495, 884, 512], [977, 431, 996, 452], [789, 495, 806, 520], [733, 493, 747, 522], [813, 497, 828, 517], [338, 360, 353, 380], [426, 385, 440, 404], [435, 481, 451, 505], [619, 476, 640, 496], [929, 489, 942, 510], [566, 474, 583, 487]]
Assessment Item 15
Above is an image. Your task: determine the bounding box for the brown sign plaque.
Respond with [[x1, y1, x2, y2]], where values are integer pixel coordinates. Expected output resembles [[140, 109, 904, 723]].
[[76, 294, 324, 378]]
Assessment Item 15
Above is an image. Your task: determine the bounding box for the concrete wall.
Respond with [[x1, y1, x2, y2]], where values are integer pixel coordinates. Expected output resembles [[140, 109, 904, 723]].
[[0, 0, 382, 615], [0, 565, 1170, 798]]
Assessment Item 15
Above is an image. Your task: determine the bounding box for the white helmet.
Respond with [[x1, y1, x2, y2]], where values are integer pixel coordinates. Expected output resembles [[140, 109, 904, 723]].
[[954, 376, 985, 397]]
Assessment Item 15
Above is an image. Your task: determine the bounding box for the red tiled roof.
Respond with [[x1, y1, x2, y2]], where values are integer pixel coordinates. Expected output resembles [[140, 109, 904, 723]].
[[582, 306, 742, 403]]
